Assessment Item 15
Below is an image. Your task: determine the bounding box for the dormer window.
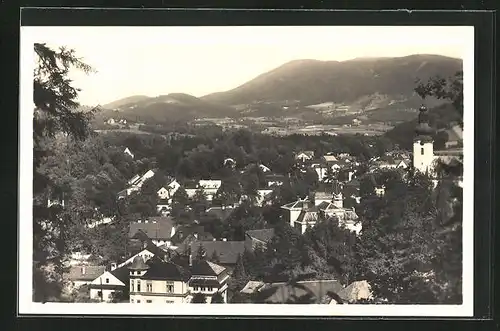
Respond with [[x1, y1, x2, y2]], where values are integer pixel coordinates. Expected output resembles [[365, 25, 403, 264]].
[[421, 147, 424, 155]]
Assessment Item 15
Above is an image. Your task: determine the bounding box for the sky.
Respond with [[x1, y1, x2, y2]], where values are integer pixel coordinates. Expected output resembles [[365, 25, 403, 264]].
[[23, 26, 472, 106]]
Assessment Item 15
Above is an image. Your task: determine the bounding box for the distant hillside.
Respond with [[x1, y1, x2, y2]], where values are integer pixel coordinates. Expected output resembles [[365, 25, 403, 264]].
[[103, 95, 150, 109], [91, 54, 462, 125], [93, 93, 236, 124], [202, 55, 462, 106]]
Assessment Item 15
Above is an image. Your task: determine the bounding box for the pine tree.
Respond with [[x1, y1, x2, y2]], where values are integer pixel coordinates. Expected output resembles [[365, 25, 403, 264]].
[[191, 292, 207, 303], [211, 291, 224, 303], [196, 244, 206, 261]]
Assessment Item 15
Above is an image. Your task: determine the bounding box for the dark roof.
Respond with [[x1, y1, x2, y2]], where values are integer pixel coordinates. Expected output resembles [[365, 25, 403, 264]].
[[245, 229, 275, 243], [128, 255, 150, 270], [142, 256, 191, 281], [260, 280, 344, 304], [129, 217, 175, 240], [190, 260, 226, 277], [67, 266, 106, 281], [188, 278, 221, 287], [170, 225, 214, 246], [110, 264, 131, 283], [190, 241, 246, 265]]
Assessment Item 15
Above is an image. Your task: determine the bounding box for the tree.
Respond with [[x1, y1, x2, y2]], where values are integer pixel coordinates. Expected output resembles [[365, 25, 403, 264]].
[[33, 43, 98, 302], [210, 250, 220, 263], [190, 188, 208, 218], [191, 292, 207, 303], [171, 186, 189, 221], [211, 291, 225, 303], [196, 244, 207, 260], [415, 70, 463, 125]]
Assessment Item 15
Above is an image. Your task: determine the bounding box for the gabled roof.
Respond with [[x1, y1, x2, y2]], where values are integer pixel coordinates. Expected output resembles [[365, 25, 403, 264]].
[[110, 263, 131, 283], [129, 217, 175, 240], [67, 265, 106, 281], [142, 256, 191, 281], [323, 155, 338, 162], [296, 151, 315, 158], [296, 210, 319, 224], [281, 199, 312, 210], [245, 228, 275, 243], [170, 225, 214, 246], [190, 241, 246, 265], [191, 260, 226, 277]]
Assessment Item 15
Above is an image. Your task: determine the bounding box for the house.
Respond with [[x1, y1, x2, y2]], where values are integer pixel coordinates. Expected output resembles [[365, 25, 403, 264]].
[[256, 189, 273, 206], [189, 260, 230, 303], [124, 147, 134, 159], [258, 164, 271, 173], [295, 151, 315, 163], [189, 241, 246, 273], [128, 255, 192, 304], [89, 264, 130, 302], [322, 155, 338, 163], [157, 186, 170, 200], [129, 217, 176, 247], [119, 169, 157, 198], [281, 199, 319, 234], [223, 158, 236, 168], [241, 279, 344, 304], [166, 225, 214, 250], [66, 265, 106, 289], [116, 239, 168, 269], [282, 186, 360, 235], [106, 118, 116, 125], [244, 228, 275, 252], [265, 174, 286, 187]]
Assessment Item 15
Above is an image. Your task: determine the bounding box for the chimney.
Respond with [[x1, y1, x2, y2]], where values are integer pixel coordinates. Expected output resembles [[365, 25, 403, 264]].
[[193, 232, 198, 239], [189, 253, 193, 267]]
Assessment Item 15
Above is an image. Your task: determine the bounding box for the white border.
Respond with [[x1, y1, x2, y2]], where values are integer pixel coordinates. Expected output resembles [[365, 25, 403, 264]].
[[19, 26, 475, 317]]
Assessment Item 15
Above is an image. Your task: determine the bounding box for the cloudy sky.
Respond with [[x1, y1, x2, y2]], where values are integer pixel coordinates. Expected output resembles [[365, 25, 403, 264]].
[[23, 26, 472, 106]]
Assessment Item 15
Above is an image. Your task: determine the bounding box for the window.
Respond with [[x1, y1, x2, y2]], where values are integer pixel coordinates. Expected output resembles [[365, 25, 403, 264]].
[[194, 286, 199, 291], [137, 300, 141, 303], [207, 287, 213, 292], [105, 278, 109, 284], [146, 300, 152, 303], [166, 282, 174, 293], [166, 300, 174, 303], [130, 280, 134, 292], [421, 147, 424, 155], [146, 281, 152, 292], [137, 281, 141, 292], [131, 299, 134, 303], [201, 287, 206, 291]]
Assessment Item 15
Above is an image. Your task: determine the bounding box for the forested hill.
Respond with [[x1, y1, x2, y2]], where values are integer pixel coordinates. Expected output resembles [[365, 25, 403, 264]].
[[201, 55, 462, 106]]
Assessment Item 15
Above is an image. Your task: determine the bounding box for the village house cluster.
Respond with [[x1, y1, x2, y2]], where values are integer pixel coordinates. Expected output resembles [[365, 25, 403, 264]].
[[61, 105, 463, 304]]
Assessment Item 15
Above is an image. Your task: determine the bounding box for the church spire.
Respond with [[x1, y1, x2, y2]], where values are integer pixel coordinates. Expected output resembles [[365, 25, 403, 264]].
[[415, 104, 434, 142]]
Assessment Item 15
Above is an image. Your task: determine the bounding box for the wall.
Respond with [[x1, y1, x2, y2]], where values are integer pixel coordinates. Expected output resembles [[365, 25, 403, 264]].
[[413, 140, 434, 173]]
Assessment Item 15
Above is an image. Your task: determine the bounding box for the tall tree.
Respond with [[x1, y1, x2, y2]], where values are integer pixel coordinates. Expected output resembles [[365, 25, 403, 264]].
[[33, 43, 98, 302], [191, 292, 207, 303], [210, 291, 225, 303]]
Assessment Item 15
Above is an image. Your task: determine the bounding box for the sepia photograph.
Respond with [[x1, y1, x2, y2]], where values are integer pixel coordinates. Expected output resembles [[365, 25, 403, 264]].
[[19, 24, 474, 316]]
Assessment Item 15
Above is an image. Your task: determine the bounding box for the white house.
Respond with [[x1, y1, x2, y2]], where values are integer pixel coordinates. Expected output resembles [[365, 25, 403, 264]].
[[89, 264, 130, 302], [123, 169, 156, 196], [124, 147, 134, 159], [295, 151, 315, 163], [258, 164, 271, 173]]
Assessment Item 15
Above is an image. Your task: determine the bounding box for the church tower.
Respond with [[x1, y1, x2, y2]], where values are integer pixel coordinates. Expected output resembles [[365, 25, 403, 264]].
[[332, 180, 343, 209], [413, 104, 435, 173]]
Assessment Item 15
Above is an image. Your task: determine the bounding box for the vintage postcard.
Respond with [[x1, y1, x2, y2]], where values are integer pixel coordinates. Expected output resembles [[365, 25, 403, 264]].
[[19, 25, 474, 316]]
